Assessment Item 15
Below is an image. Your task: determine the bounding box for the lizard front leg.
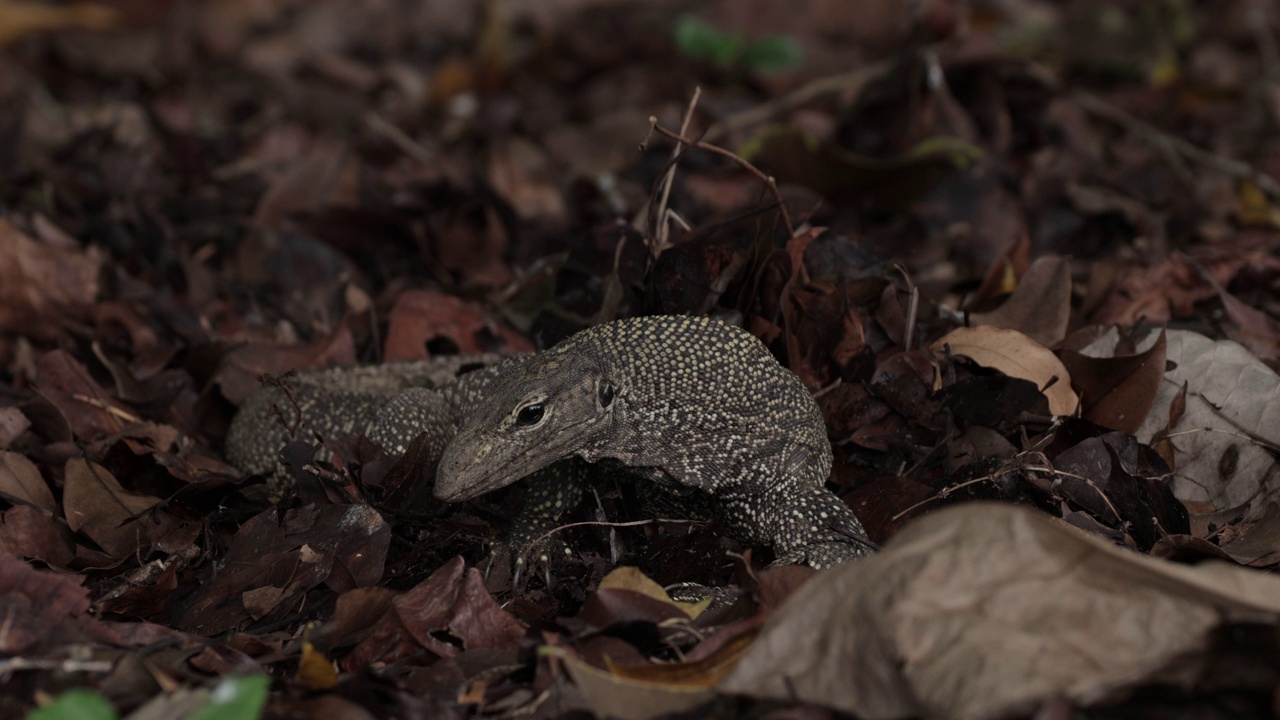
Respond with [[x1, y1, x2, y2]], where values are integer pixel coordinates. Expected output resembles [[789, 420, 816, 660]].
[[496, 458, 588, 587], [721, 479, 875, 570]]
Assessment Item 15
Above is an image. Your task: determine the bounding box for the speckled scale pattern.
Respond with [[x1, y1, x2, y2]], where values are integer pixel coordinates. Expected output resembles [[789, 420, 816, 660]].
[[226, 315, 872, 570], [225, 355, 504, 477], [435, 315, 872, 568]]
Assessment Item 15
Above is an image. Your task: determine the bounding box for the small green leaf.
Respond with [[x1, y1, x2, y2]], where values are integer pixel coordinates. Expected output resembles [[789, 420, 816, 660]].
[[673, 15, 743, 67], [743, 35, 803, 73], [187, 675, 269, 720], [27, 689, 117, 720]]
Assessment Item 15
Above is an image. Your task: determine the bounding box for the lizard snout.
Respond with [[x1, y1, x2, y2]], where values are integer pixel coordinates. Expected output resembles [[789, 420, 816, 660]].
[[435, 431, 503, 502]]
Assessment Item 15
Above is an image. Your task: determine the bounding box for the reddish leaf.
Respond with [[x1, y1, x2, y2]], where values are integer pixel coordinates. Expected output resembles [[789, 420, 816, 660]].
[[0, 219, 102, 340], [34, 350, 127, 442], [383, 289, 533, 361], [0, 554, 121, 653], [345, 557, 525, 669], [0, 504, 75, 566], [180, 505, 390, 636], [216, 325, 359, 406], [62, 459, 159, 560]]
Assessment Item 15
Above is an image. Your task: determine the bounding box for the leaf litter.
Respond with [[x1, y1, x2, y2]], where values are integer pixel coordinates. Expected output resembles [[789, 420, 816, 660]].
[[1, 0, 1280, 718]]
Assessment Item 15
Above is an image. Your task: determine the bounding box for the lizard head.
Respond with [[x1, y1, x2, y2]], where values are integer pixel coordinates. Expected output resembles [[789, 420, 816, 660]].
[[434, 349, 617, 502]]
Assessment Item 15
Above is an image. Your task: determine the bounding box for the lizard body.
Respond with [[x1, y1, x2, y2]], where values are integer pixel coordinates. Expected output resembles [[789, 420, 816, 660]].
[[226, 315, 871, 569]]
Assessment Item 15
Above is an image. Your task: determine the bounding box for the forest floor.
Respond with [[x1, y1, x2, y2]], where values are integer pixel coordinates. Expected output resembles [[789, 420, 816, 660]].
[[3, 1, 1280, 718]]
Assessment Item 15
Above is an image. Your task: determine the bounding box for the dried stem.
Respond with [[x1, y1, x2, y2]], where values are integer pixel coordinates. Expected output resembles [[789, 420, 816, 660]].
[[1073, 91, 1280, 201], [649, 87, 702, 256], [644, 120, 795, 237]]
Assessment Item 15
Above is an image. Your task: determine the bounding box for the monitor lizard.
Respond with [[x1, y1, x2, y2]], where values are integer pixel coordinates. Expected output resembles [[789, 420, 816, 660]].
[[225, 314, 873, 571]]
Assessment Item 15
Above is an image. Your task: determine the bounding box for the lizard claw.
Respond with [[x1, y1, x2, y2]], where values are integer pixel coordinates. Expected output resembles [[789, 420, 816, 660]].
[[489, 536, 576, 591], [772, 538, 873, 570]]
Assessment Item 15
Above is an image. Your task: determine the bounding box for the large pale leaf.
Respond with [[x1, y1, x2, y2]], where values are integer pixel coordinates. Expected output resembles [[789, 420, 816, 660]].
[[1087, 329, 1280, 520], [721, 503, 1280, 720]]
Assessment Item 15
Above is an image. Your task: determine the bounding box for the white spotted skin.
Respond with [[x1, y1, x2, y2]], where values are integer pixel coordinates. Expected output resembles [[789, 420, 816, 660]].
[[435, 315, 869, 568]]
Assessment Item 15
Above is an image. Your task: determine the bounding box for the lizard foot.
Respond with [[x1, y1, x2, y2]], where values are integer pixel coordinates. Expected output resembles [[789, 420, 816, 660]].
[[665, 581, 740, 609], [484, 534, 578, 590], [511, 536, 577, 589], [772, 537, 874, 570], [487, 459, 588, 589]]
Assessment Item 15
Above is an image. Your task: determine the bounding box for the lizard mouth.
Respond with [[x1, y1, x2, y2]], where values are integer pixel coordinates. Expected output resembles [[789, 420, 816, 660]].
[[433, 418, 594, 502]]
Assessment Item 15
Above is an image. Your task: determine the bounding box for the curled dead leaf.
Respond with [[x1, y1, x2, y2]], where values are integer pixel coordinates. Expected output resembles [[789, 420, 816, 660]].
[[931, 326, 1079, 416], [597, 566, 707, 619], [1061, 328, 1166, 434], [554, 624, 757, 720]]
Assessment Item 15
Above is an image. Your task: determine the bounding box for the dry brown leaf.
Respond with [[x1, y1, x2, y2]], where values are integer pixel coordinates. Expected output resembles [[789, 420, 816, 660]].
[[488, 135, 567, 223], [216, 326, 359, 406], [0, 220, 102, 341], [382, 289, 533, 362], [1060, 328, 1167, 434], [1214, 284, 1280, 365], [0, 504, 75, 567], [970, 255, 1072, 347], [931, 326, 1079, 415], [253, 140, 361, 226], [62, 459, 159, 559], [558, 652, 717, 720], [556, 624, 756, 720], [1220, 503, 1280, 565], [597, 566, 708, 619], [0, 451, 56, 514], [721, 502, 1280, 720]]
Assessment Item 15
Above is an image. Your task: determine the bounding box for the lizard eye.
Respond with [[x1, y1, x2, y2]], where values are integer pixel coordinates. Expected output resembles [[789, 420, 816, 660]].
[[598, 381, 616, 409], [515, 403, 545, 427]]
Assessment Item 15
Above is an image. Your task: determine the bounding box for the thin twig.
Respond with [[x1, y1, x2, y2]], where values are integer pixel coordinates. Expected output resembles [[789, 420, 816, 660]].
[[650, 87, 702, 256], [643, 120, 795, 237], [0, 657, 114, 675], [520, 517, 702, 565], [365, 112, 435, 165], [705, 62, 889, 142], [1073, 91, 1280, 201], [894, 264, 919, 352], [70, 394, 141, 423]]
